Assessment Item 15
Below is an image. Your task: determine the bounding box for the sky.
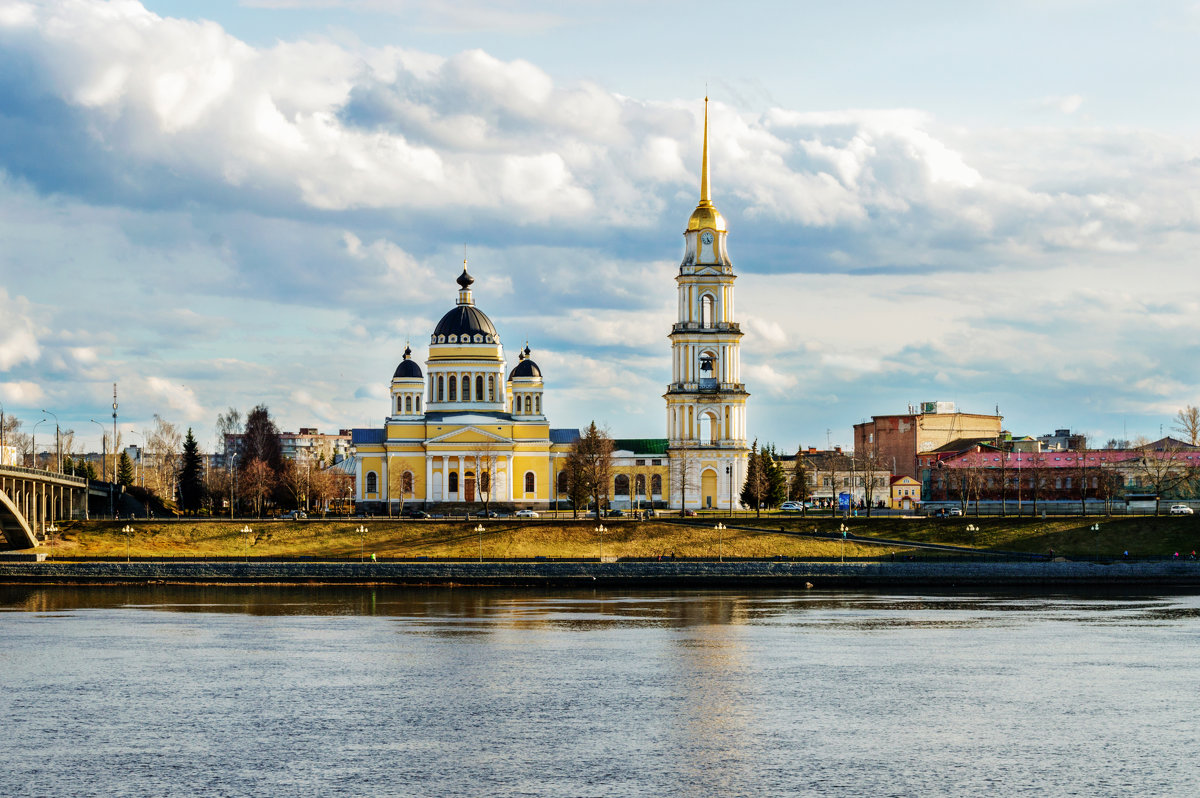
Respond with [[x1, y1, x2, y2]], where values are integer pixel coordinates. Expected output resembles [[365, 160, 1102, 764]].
[[1, 0, 1199, 455]]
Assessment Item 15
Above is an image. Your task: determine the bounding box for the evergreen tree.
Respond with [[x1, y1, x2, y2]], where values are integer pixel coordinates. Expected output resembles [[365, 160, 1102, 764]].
[[82, 461, 98, 480], [789, 452, 811, 502], [764, 445, 788, 508], [62, 455, 75, 476], [740, 439, 767, 516], [178, 428, 205, 514], [117, 451, 135, 487]]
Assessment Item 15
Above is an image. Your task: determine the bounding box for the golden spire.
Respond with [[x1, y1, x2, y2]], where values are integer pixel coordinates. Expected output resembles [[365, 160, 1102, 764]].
[[699, 95, 711, 206], [687, 95, 726, 233]]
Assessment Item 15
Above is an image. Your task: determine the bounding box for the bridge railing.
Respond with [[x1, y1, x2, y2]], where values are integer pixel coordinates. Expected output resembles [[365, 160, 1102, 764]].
[[0, 464, 88, 486]]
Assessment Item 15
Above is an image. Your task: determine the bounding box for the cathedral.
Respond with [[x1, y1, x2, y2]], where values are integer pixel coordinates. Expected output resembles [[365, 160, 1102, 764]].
[[352, 100, 749, 511]]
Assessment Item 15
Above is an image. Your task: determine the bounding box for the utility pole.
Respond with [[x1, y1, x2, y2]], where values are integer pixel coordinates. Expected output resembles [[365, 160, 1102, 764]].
[[112, 383, 118, 483]]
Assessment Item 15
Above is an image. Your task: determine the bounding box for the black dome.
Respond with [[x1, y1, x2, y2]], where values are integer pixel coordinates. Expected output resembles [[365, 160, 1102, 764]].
[[432, 305, 498, 341], [393, 345, 423, 378], [509, 348, 542, 379]]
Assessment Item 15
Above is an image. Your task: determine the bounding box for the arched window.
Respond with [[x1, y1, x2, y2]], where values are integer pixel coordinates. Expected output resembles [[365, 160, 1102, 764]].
[[534, 395, 540, 414], [438, 376, 445, 402], [614, 474, 629, 495], [462, 375, 470, 401], [405, 396, 412, 413], [402, 472, 413, 494], [448, 376, 457, 401], [524, 471, 535, 494], [449, 471, 459, 493], [524, 396, 532, 414], [415, 395, 421, 412], [557, 471, 568, 493], [635, 475, 646, 496], [488, 376, 495, 402], [701, 294, 715, 328], [396, 396, 402, 414], [476, 375, 484, 400], [366, 472, 378, 494], [651, 474, 662, 495]]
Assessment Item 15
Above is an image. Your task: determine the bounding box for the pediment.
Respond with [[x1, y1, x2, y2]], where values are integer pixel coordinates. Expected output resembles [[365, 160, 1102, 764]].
[[425, 426, 512, 446]]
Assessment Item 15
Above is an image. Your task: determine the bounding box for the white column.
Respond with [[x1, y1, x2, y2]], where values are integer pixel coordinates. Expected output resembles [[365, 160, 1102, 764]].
[[425, 456, 433, 502], [441, 455, 449, 501]]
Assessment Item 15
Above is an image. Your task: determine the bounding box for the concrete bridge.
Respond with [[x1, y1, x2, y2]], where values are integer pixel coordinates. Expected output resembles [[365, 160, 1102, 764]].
[[0, 466, 90, 550]]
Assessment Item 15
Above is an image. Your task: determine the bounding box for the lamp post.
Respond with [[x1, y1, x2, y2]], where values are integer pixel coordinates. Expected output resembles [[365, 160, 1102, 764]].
[[129, 430, 146, 488], [47, 523, 58, 550], [356, 524, 367, 562], [122, 523, 134, 562], [229, 452, 239, 520], [594, 523, 607, 562], [474, 524, 485, 562], [726, 464, 733, 517], [32, 418, 47, 470], [839, 523, 848, 563], [241, 524, 252, 562], [89, 419, 112, 519], [715, 522, 726, 562], [41, 408, 60, 473]]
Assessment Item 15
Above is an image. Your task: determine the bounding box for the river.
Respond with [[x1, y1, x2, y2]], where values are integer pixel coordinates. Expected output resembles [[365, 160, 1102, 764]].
[[1, 587, 1197, 797]]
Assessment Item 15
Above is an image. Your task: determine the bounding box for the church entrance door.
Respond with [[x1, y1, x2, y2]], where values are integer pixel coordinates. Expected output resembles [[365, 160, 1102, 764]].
[[464, 471, 476, 503]]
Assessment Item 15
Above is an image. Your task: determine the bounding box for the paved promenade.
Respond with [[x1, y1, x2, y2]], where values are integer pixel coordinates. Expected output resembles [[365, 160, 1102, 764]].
[[3, 559, 1200, 587]]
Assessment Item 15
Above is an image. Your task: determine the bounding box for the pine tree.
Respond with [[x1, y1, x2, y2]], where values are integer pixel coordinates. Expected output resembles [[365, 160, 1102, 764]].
[[789, 452, 810, 502], [740, 439, 767, 516], [82, 461, 98, 480], [117, 451, 135, 487], [178, 428, 205, 514], [764, 445, 788, 508]]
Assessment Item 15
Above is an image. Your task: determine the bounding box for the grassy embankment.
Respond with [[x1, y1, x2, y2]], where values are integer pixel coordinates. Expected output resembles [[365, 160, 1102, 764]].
[[40, 513, 1200, 559], [45, 518, 892, 560], [733, 514, 1200, 557]]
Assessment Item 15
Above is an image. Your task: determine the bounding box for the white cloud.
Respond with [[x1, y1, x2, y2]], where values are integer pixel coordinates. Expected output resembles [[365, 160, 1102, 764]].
[[141, 376, 205, 422], [0, 380, 44, 404], [0, 289, 40, 371]]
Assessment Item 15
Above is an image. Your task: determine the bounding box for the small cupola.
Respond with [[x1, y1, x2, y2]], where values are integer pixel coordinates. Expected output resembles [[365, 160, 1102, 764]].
[[508, 344, 545, 418]]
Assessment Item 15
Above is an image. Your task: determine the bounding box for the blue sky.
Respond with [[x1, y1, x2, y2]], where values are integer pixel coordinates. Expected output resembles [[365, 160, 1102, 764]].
[[1, 0, 1198, 454]]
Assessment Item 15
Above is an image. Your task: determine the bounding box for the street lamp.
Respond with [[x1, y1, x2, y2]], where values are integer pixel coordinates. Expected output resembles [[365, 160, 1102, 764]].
[[122, 523, 134, 562], [41, 408, 60, 473], [128, 429, 146, 488], [595, 523, 607, 562], [241, 524, 252, 562], [714, 522, 726, 562], [726, 464, 733, 517], [89, 419, 113, 519], [356, 524, 367, 562], [474, 524, 485, 562], [839, 523, 848, 563], [47, 523, 58, 549], [32, 418, 47, 470], [229, 452, 239, 520]]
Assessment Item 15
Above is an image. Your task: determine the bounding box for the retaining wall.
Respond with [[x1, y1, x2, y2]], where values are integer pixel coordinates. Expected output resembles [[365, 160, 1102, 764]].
[[2, 560, 1200, 587]]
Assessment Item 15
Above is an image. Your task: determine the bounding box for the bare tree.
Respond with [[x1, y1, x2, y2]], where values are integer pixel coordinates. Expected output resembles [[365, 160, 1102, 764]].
[[855, 449, 887, 517], [215, 407, 243, 458], [242, 458, 275, 517], [386, 458, 414, 517], [469, 442, 502, 517], [1174, 405, 1200, 447], [1134, 441, 1187, 515], [148, 415, 182, 501], [669, 444, 699, 515], [569, 421, 614, 515]]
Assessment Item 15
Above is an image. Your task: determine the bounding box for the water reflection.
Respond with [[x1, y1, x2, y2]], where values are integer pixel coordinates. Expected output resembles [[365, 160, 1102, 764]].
[[3, 586, 1200, 797]]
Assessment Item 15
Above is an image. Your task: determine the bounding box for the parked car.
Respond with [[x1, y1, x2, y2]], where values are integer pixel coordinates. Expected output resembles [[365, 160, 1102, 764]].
[[780, 501, 803, 512], [474, 510, 499, 518], [287, 510, 307, 520], [932, 507, 963, 518], [404, 510, 429, 519], [608, 509, 625, 517], [515, 509, 539, 518], [683, 509, 697, 517], [1170, 504, 1194, 516]]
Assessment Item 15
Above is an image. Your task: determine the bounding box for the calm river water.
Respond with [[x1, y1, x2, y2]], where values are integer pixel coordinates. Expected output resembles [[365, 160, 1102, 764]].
[[1, 587, 1198, 797]]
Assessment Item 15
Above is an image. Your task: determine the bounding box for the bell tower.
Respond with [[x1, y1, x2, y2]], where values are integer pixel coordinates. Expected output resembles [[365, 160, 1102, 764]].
[[665, 98, 749, 510]]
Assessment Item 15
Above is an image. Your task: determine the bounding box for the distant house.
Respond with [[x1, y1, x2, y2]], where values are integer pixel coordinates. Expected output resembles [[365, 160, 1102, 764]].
[[890, 475, 921, 510]]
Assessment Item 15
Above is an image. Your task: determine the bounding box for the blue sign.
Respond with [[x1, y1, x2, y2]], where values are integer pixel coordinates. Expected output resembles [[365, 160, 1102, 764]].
[[838, 492, 851, 510]]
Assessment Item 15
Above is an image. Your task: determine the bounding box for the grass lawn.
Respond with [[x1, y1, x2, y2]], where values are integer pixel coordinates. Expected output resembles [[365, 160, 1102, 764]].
[[45, 518, 895, 560], [727, 513, 1200, 558]]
